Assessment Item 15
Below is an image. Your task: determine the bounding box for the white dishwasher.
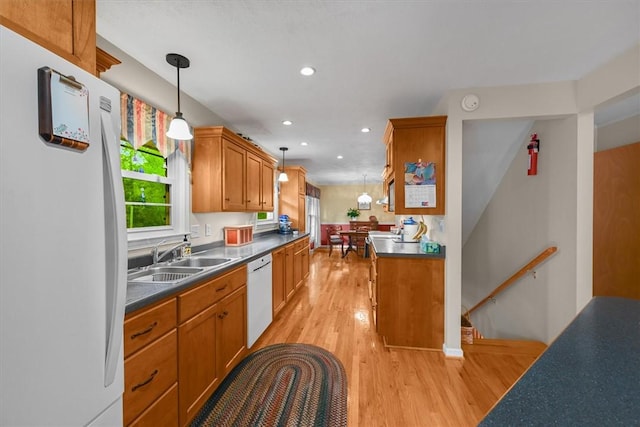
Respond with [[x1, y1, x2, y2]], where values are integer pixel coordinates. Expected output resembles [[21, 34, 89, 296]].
[[247, 253, 273, 348]]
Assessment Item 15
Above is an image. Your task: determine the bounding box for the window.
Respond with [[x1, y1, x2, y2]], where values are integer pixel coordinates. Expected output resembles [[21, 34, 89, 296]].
[[120, 140, 190, 244], [119, 93, 190, 245], [121, 140, 170, 228]]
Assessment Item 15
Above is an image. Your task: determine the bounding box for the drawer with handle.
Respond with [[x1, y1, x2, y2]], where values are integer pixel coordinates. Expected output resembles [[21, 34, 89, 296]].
[[178, 265, 247, 323], [124, 298, 177, 358], [123, 329, 177, 425]]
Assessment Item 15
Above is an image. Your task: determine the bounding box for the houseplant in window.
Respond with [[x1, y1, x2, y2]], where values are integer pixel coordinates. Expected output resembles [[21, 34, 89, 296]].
[[347, 207, 360, 220]]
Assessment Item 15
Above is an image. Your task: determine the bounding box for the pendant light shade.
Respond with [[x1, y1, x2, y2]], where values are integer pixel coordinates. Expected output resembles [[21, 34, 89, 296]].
[[166, 112, 192, 140], [278, 147, 289, 182], [166, 53, 193, 141], [357, 174, 372, 204]]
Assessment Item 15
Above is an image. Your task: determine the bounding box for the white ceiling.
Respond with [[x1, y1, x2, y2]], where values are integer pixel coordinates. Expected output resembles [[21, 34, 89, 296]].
[[96, 1, 640, 185]]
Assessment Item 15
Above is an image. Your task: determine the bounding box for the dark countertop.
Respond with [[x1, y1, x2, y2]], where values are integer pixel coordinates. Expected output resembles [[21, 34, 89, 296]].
[[480, 296, 640, 426], [369, 236, 446, 259], [126, 232, 309, 314]]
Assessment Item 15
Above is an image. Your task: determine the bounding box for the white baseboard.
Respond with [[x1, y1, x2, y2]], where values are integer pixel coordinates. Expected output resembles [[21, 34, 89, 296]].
[[442, 343, 464, 358]]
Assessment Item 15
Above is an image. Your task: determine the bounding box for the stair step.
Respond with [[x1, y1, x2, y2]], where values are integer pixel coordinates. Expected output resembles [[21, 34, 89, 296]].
[[462, 338, 547, 357]]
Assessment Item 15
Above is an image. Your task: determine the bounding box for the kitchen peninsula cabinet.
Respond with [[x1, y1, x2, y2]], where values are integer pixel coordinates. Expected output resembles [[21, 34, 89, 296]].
[[0, 0, 97, 74], [279, 166, 306, 232], [193, 126, 277, 213], [177, 265, 247, 426], [123, 299, 178, 426], [383, 116, 447, 215], [372, 246, 444, 349]]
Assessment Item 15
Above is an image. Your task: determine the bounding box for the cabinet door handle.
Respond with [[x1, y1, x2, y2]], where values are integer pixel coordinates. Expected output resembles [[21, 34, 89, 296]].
[[216, 284, 228, 292], [246, 199, 251, 203], [225, 198, 230, 201], [131, 369, 158, 392], [130, 321, 158, 339], [218, 310, 229, 319]]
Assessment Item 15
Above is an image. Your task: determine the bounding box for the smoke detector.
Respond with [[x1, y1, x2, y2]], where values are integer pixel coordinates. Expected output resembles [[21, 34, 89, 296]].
[[461, 94, 480, 112]]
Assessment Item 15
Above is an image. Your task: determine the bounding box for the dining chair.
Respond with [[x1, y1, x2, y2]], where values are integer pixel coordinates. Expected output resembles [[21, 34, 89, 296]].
[[327, 225, 344, 257], [354, 226, 370, 256]]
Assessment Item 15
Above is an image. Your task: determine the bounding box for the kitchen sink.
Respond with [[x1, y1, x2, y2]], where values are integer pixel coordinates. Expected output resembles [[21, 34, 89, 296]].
[[128, 266, 204, 283], [169, 257, 235, 268]]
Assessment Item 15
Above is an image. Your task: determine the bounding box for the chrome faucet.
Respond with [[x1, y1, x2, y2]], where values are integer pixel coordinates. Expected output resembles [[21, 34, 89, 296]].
[[152, 240, 190, 265]]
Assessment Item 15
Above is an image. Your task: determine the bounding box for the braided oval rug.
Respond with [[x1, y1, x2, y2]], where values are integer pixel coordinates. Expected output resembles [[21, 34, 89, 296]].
[[190, 343, 347, 427]]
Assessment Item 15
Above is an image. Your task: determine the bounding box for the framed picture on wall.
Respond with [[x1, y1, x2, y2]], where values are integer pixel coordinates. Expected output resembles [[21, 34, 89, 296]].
[[358, 201, 371, 210]]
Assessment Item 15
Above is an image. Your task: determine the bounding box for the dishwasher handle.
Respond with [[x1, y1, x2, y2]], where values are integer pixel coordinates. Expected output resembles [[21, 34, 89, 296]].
[[251, 260, 272, 273]]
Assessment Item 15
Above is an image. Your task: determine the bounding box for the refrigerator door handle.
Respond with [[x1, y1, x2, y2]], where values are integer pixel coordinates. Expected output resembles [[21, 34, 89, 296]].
[[100, 99, 127, 387]]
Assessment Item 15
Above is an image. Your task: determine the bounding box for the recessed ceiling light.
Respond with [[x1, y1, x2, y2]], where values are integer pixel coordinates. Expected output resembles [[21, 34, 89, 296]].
[[361, 127, 371, 133], [282, 120, 293, 126], [300, 142, 308, 146], [300, 66, 315, 76], [337, 155, 343, 160]]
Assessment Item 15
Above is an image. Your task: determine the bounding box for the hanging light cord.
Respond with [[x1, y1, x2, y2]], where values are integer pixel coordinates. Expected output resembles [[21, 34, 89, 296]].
[[175, 58, 181, 114]]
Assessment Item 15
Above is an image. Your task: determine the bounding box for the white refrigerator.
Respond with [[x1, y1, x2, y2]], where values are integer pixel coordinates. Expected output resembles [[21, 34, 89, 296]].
[[0, 26, 128, 426]]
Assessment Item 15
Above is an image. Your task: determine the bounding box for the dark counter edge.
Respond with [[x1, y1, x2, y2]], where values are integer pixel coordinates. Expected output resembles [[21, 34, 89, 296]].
[[125, 231, 310, 314]]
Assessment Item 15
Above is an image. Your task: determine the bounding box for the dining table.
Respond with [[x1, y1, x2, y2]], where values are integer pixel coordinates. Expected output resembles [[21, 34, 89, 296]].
[[338, 229, 370, 258]]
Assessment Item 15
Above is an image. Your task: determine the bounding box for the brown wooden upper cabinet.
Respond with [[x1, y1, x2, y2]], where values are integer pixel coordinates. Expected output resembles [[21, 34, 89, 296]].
[[0, 0, 97, 74], [383, 116, 447, 215], [279, 166, 306, 232], [192, 127, 277, 212]]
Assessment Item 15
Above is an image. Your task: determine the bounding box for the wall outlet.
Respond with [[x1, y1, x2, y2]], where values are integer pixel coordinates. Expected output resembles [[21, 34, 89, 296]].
[[190, 224, 200, 238], [205, 224, 212, 236]]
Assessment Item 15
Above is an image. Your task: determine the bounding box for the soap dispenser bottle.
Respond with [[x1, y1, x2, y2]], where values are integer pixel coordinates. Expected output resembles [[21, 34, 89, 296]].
[[181, 234, 191, 258]]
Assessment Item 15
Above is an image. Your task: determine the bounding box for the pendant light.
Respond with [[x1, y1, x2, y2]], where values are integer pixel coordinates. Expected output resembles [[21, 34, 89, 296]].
[[357, 174, 372, 204], [278, 147, 289, 182], [166, 53, 193, 140]]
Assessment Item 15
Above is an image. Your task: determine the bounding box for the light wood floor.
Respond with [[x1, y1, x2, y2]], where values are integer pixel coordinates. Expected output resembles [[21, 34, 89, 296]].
[[252, 250, 545, 426]]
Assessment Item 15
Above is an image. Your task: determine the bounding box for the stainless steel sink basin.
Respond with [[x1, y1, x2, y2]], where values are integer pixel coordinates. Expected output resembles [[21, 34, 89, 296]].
[[170, 257, 235, 268], [128, 266, 204, 283]]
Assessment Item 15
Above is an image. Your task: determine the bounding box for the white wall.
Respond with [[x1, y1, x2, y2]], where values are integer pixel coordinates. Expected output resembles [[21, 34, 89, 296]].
[[319, 184, 394, 224], [462, 117, 579, 343], [439, 44, 638, 356], [596, 114, 640, 151]]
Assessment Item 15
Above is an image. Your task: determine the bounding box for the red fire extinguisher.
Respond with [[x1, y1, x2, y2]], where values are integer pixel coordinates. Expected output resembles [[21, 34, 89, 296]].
[[527, 133, 540, 176]]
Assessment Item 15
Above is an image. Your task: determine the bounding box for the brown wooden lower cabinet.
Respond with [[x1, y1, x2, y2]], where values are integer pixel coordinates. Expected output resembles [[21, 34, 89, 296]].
[[128, 383, 178, 427], [272, 246, 286, 316], [177, 266, 247, 426], [123, 299, 177, 426], [373, 247, 444, 350], [273, 237, 308, 317], [178, 304, 219, 426], [123, 329, 177, 426], [124, 265, 248, 427], [217, 286, 247, 378], [284, 243, 295, 301], [301, 241, 309, 279], [124, 239, 309, 426]]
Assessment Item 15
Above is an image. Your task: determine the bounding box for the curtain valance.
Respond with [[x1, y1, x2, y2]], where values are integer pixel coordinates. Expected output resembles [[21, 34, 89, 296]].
[[306, 182, 321, 198], [120, 93, 192, 162]]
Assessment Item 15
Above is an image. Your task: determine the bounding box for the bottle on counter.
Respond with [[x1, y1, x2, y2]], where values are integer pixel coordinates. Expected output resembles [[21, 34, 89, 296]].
[[181, 234, 191, 258]]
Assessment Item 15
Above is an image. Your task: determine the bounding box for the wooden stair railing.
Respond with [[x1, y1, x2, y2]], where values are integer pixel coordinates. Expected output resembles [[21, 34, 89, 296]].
[[466, 246, 558, 317]]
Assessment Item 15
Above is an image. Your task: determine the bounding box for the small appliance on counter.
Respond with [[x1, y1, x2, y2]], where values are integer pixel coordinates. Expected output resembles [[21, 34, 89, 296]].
[[224, 225, 254, 246], [278, 214, 292, 234], [402, 217, 420, 242]]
